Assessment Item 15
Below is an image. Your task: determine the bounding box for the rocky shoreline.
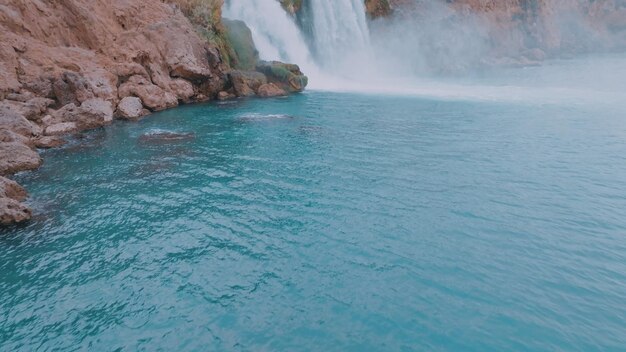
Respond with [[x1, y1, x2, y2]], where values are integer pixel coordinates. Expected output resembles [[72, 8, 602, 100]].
[[2, 0, 624, 226], [0, 0, 307, 226]]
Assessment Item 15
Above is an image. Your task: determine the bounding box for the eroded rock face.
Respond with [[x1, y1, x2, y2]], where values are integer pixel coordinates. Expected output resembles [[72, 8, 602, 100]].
[[386, 0, 626, 63], [0, 197, 32, 225], [229, 71, 268, 97], [257, 83, 287, 98], [0, 176, 31, 225], [118, 76, 179, 111], [0, 0, 309, 225], [256, 61, 308, 93], [0, 142, 42, 175]]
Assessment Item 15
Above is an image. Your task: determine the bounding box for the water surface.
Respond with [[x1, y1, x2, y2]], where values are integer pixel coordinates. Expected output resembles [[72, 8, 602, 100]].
[[2, 86, 626, 350]]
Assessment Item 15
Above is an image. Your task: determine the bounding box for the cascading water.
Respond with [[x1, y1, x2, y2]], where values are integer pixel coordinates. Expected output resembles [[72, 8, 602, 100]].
[[303, 0, 373, 74], [223, 0, 318, 76], [223, 0, 375, 87]]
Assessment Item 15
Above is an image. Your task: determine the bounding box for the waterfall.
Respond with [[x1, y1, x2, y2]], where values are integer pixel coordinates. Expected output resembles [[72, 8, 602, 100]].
[[305, 0, 372, 74], [223, 0, 318, 75], [224, 0, 376, 87]]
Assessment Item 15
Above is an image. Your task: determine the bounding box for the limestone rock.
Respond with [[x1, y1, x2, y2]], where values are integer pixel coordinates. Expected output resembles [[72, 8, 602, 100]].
[[257, 83, 287, 98], [217, 91, 236, 100], [118, 76, 178, 111], [0, 197, 31, 225], [0, 107, 35, 137], [0, 142, 42, 175], [223, 19, 259, 70], [0, 176, 27, 201], [229, 71, 267, 97], [45, 122, 77, 136], [34, 136, 66, 149], [256, 61, 308, 93], [116, 97, 144, 120]]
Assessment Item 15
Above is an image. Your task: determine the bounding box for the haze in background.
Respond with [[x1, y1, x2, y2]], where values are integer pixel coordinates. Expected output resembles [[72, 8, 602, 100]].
[[224, 0, 626, 106]]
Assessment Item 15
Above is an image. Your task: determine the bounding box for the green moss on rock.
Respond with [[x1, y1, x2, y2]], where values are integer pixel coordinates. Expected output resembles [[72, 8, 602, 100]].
[[223, 19, 259, 70], [256, 61, 308, 92]]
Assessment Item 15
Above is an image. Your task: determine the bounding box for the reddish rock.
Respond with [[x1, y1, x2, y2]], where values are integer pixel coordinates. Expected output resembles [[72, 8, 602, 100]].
[[0, 142, 42, 175], [0, 197, 31, 225], [0, 176, 27, 202], [34, 136, 66, 149], [116, 97, 144, 120], [0, 107, 35, 137], [45, 122, 78, 136], [229, 71, 267, 97], [257, 83, 287, 98], [118, 76, 179, 111]]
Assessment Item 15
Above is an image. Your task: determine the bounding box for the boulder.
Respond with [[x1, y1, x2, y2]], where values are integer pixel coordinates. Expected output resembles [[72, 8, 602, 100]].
[[45, 122, 77, 136], [217, 91, 236, 100], [0, 142, 42, 175], [256, 61, 308, 92], [34, 136, 66, 149], [79, 98, 114, 128], [257, 83, 287, 98], [0, 129, 31, 146], [51, 99, 113, 130], [0, 176, 27, 201], [0, 176, 31, 226], [118, 75, 178, 111], [229, 70, 267, 97], [116, 97, 144, 120], [0, 107, 35, 137], [0, 197, 31, 225]]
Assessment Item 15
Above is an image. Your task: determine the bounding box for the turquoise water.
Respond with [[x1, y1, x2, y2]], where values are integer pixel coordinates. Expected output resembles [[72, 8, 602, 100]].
[[2, 89, 626, 350]]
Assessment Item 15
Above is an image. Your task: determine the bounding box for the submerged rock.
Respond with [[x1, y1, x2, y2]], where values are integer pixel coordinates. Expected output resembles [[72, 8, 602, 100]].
[[138, 131, 196, 145]]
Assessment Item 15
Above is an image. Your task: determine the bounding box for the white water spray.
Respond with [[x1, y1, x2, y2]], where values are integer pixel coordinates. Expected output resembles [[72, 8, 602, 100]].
[[223, 0, 319, 77], [306, 0, 372, 74]]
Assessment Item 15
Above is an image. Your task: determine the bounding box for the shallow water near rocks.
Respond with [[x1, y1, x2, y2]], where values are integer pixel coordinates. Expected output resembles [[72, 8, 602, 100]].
[[2, 84, 626, 350]]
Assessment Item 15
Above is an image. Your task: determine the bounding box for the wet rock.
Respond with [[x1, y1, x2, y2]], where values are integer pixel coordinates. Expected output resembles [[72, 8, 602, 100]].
[[229, 70, 267, 97], [257, 83, 287, 98], [116, 97, 144, 120], [0, 197, 31, 225], [78, 98, 114, 128], [223, 19, 259, 70], [45, 122, 77, 136], [217, 91, 236, 100], [256, 61, 308, 93], [34, 136, 66, 149], [0, 176, 27, 201], [0, 142, 42, 175], [138, 131, 196, 145]]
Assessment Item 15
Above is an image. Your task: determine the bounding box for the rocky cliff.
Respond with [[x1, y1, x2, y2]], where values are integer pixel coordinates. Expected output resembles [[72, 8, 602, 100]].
[[0, 0, 307, 225], [379, 0, 626, 65]]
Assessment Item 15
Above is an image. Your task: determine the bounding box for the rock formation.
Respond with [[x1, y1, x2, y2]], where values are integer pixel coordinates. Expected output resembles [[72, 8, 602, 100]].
[[379, 0, 626, 66], [0, 0, 308, 226]]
